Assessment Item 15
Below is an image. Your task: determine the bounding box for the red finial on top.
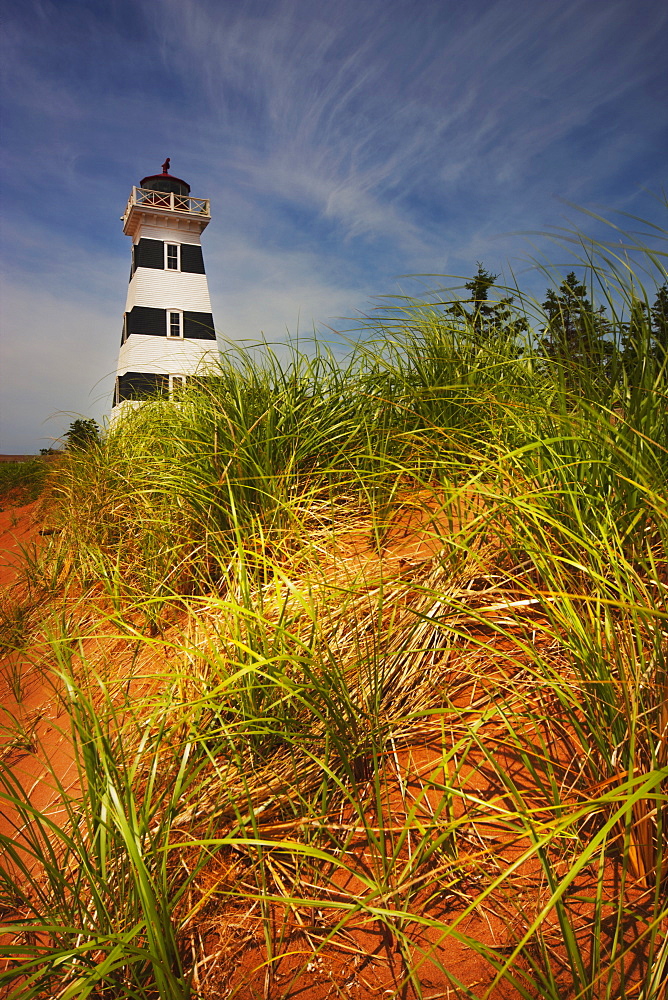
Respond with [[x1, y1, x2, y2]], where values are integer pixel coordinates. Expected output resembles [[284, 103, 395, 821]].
[[161, 158, 171, 175]]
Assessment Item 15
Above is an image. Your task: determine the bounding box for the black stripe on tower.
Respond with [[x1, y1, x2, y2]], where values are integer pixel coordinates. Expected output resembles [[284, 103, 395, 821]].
[[115, 372, 168, 404], [183, 312, 215, 339], [124, 307, 216, 340], [181, 244, 205, 273], [133, 239, 163, 270], [131, 240, 206, 274], [126, 306, 166, 337]]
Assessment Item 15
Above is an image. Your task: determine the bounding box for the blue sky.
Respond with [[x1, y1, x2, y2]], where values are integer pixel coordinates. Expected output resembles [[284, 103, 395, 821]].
[[1, 0, 666, 452]]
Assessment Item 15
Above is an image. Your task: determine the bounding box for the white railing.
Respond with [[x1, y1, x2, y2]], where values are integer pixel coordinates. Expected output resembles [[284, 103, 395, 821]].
[[123, 186, 210, 223]]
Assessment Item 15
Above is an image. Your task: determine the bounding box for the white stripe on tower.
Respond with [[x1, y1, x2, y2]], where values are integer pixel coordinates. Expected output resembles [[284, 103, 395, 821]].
[[112, 159, 219, 413]]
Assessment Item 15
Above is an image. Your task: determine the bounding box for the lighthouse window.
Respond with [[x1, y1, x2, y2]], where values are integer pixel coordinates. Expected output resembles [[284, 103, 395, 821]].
[[165, 243, 180, 270], [168, 311, 183, 338], [170, 374, 187, 393]]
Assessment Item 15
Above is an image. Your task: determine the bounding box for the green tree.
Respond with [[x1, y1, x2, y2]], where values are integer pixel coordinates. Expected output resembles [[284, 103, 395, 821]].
[[650, 280, 668, 359], [540, 271, 614, 371], [65, 418, 100, 450], [619, 281, 668, 372], [446, 263, 528, 347]]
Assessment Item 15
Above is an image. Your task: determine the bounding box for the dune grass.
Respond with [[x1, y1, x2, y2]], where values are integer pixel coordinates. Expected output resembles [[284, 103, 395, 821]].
[[0, 460, 50, 507], [1, 223, 667, 998]]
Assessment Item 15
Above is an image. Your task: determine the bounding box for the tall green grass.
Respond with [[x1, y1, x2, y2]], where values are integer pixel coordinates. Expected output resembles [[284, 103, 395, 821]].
[[1, 220, 667, 998], [0, 459, 50, 506]]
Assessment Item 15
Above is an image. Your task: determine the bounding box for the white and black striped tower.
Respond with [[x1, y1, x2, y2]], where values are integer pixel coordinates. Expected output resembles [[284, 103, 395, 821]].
[[113, 159, 218, 412]]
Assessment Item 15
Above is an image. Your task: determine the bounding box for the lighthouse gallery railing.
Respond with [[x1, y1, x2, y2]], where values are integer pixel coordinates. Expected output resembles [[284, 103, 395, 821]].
[[122, 187, 210, 224]]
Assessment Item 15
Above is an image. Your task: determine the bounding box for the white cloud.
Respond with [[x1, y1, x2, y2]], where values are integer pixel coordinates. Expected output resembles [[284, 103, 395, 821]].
[[211, 234, 371, 346], [0, 277, 118, 453]]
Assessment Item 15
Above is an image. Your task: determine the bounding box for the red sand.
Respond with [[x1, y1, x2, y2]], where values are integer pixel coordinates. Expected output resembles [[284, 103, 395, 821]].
[[0, 500, 658, 998], [0, 502, 77, 867]]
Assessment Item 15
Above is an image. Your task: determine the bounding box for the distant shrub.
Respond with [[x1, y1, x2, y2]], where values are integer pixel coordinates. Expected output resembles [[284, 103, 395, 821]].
[[65, 418, 101, 450]]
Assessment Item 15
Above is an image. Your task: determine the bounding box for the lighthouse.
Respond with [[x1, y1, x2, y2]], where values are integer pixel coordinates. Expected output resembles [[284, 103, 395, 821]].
[[113, 159, 218, 412]]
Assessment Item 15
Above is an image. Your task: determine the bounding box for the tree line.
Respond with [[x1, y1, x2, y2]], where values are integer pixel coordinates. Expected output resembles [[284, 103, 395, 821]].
[[442, 262, 668, 372]]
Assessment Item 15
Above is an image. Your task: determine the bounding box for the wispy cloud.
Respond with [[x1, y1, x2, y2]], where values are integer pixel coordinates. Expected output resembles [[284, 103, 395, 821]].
[[151, 0, 666, 219], [0, 276, 118, 451]]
